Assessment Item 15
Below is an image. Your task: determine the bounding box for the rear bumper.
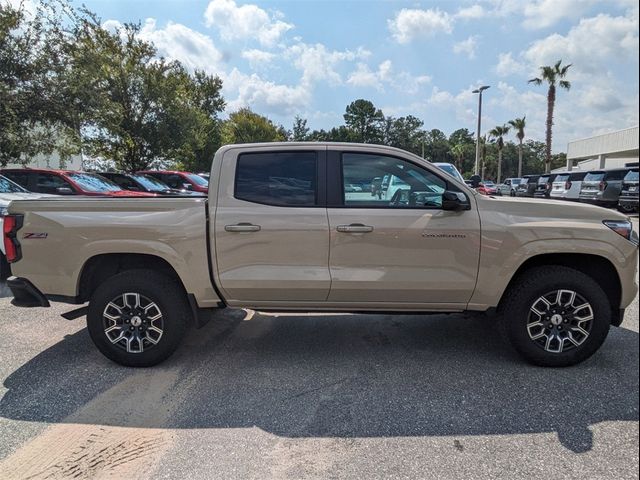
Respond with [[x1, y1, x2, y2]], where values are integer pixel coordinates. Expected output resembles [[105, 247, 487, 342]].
[[6, 276, 50, 307], [618, 196, 639, 208]]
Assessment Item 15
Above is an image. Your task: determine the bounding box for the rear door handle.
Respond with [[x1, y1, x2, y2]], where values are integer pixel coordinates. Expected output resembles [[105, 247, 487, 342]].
[[225, 223, 261, 232], [336, 223, 374, 233]]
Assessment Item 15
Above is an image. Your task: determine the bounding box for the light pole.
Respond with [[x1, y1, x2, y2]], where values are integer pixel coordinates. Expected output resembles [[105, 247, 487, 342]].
[[472, 85, 490, 175]]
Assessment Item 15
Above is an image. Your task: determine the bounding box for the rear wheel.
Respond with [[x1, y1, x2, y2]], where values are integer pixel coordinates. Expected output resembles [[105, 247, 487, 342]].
[[501, 266, 611, 367], [87, 269, 190, 367]]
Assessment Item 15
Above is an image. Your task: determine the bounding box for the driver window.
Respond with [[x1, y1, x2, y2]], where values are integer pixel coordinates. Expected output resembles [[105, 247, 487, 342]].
[[341, 153, 446, 208]]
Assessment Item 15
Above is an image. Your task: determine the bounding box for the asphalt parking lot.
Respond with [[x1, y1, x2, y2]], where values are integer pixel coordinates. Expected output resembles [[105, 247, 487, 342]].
[[0, 220, 637, 479]]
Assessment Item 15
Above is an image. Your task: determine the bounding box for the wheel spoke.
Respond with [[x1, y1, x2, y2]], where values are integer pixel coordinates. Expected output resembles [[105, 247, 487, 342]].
[[103, 293, 163, 354]]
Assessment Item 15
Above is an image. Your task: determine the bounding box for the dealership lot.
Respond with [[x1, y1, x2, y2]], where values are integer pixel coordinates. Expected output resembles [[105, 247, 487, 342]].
[[0, 219, 637, 480]]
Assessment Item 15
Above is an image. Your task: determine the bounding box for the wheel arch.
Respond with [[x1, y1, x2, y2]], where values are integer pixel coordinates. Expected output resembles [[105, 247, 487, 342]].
[[497, 253, 623, 326]]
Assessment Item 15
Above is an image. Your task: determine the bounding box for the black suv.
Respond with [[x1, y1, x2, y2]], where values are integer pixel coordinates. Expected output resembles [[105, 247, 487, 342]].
[[516, 175, 540, 197]]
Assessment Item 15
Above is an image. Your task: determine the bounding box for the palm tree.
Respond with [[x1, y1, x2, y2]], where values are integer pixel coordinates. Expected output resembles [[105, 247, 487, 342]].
[[508, 116, 526, 178], [450, 143, 466, 171], [528, 60, 571, 173], [488, 125, 510, 184]]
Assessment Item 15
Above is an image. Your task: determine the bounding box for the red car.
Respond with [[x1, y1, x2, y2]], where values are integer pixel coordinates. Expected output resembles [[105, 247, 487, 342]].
[[1, 169, 155, 197], [138, 170, 209, 193]]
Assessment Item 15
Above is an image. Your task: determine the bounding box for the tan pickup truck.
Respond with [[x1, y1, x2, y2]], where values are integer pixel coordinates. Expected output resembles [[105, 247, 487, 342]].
[[4, 143, 639, 367]]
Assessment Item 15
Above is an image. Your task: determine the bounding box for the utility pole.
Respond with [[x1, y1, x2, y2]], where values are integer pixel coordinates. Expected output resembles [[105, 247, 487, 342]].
[[472, 85, 490, 175]]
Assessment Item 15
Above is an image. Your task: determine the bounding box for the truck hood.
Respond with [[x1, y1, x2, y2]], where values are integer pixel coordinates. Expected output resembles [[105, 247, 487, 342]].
[[478, 195, 628, 222]]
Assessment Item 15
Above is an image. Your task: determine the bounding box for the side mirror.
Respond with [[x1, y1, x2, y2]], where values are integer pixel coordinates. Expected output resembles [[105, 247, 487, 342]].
[[55, 186, 74, 195], [442, 190, 471, 211]]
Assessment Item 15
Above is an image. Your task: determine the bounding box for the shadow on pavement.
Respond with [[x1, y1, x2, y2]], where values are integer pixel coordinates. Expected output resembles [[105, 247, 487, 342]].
[[1, 310, 637, 454]]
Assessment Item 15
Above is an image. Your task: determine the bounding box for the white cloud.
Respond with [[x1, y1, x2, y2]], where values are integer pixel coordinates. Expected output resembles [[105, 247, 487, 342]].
[[388, 8, 453, 44], [203, 0, 293, 47], [495, 52, 525, 77], [453, 36, 479, 59], [521, 0, 598, 30], [224, 68, 310, 114], [347, 60, 431, 94], [524, 14, 639, 75], [455, 5, 486, 20], [427, 86, 478, 125], [285, 43, 370, 86], [241, 49, 276, 69], [138, 19, 223, 73]]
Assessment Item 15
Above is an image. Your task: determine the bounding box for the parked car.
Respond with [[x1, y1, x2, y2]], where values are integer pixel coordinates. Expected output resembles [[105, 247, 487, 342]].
[[99, 172, 205, 196], [6, 142, 638, 369], [496, 178, 523, 196], [1, 175, 55, 279], [481, 180, 498, 195], [550, 171, 587, 201], [139, 170, 209, 193], [579, 168, 630, 208], [433, 162, 465, 183], [515, 175, 540, 197], [1, 169, 156, 197], [533, 174, 558, 198], [618, 168, 639, 213]]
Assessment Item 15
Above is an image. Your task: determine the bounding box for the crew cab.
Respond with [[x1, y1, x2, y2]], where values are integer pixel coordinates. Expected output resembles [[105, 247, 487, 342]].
[[4, 143, 639, 368]]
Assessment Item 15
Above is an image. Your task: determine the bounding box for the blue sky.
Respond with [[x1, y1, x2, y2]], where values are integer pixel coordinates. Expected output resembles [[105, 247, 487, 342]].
[[81, 0, 638, 151]]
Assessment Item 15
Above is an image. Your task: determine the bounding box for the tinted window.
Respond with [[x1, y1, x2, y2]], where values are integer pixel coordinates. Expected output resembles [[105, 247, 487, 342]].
[[0, 175, 28, 193], [569, 171, 587, 181], [624, 170, 639, 182], [185, 173, 209, 186], [538, 176, 550, 184], [108, 174, 140, 190], [604, 170, 628, 181], [342, 153, 446, 208], [235, 152, 317, 206], [584, 172, 605, 182], [3, 171, 31, 188], [37, 173, 74, 194], [162, 174, 183, 189], [555, 174, 570, 182]]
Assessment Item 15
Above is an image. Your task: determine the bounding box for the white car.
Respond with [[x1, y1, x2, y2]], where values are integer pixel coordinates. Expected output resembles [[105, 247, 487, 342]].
[[496, 178, 523, 196], [1, 175, 54, 278], [550, 171, 587, 201], [433, 162, 465, 183]]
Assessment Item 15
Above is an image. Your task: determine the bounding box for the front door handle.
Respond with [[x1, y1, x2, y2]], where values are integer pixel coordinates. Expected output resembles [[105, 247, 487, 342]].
[[336, 223, 374, 233], [225, 223, 261, 232]]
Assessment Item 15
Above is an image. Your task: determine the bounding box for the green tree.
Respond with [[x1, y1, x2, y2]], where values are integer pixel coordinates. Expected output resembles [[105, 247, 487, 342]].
[[292, 116, 310, 141], [488, 125, 510, 183], [343, 99, 384, 143], [423, 129, 450, 163], [508, 116, 526, 177], [221, 108, 286, 144], [383, 115, 424, 155], [528, 60, 571, 173], [450, 143, 467, 171], [0, 1, 81, 166]]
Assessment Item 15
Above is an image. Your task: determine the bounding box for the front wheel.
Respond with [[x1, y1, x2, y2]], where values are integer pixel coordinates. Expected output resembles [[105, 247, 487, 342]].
[[87, 269, 190, 367], [501, 266, 611, 367]]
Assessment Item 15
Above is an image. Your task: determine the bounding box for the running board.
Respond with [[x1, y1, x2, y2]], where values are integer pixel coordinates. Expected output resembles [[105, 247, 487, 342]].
[[61, 306, 88, 320]]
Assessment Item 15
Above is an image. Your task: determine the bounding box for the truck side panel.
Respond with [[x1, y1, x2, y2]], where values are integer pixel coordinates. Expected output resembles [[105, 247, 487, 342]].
[[8, 197, 221, 307]]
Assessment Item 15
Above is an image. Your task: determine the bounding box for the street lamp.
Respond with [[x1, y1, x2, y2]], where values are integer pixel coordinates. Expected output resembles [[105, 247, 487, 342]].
[[472, 85, 490, 175]]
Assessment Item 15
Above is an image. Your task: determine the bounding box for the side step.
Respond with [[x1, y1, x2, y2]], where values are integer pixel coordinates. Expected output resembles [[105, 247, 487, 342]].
[[61, 306, 88, 320]]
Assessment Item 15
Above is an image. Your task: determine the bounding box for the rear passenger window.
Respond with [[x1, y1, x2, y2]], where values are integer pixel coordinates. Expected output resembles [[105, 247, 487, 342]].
[[605, 170, 628, 181], [3, 171, 30, 188], [235, 152, 317, 206]]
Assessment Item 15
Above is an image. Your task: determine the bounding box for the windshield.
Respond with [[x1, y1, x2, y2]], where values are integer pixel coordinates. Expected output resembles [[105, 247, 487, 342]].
[[624, 170, 639, 182], [435, 163, 464, 182], [131, 174, 171, 190], [185, 173, 209, 186], [483, 181, 495, 187], [66, 173, 122, 192], [584, 172, 605, 182], [0, 175, 28, 193]]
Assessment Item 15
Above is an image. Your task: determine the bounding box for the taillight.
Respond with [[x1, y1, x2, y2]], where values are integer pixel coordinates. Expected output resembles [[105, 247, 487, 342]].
[[599, 181, 607, 191], [2, 214, 23, 263], [565, 181, 572, 190]]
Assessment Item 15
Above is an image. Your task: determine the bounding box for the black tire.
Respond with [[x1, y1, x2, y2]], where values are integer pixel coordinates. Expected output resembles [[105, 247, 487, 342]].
[[87, 269, 190, 367], [501, 266, 611, 367], [0, 253, 10, 281]]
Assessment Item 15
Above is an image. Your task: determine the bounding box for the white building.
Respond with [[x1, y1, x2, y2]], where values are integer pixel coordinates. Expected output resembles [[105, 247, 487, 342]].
[[557, 126, 639, 173]]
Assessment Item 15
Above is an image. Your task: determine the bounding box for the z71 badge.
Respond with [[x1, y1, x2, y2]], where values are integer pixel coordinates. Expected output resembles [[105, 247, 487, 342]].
[[22, 232, 48, 239]]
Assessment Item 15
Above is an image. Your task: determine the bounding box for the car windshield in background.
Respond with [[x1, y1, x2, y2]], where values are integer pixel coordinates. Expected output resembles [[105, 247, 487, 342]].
[[625, 170, 639, 181], [483, 181, 495, 187], [555, 174, 570, 182], [0, 175, 28, 193], [584, 172, 605, 182], [186, 173, 209, 186], [66, 173, 122, 192], [132, 174, 171, 190], [434, 163, 464, 182]]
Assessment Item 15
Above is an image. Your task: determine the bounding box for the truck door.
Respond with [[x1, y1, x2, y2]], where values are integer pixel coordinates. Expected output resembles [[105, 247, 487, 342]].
[[326, 149, 481, 308], [213, 147, 330, 304]]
